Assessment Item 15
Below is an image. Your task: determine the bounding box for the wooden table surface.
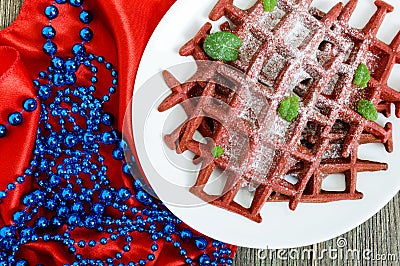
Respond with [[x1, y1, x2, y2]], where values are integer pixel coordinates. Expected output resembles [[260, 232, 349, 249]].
[[1, 1, 399, 265]]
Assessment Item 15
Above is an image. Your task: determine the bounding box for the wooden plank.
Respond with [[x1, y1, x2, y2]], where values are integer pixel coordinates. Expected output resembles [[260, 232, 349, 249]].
[[0, 1, 399, 265], [0, 0, 22, 29]]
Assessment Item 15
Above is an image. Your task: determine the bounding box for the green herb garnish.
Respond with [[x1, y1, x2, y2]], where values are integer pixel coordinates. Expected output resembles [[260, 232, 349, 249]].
[[203, 32, 242, 62], [353, 63, 370, 88], [263, 0, 278, 12], [357, 99, 378, 121], [211, 146, 224, 158], [278, 95, 300, 122]]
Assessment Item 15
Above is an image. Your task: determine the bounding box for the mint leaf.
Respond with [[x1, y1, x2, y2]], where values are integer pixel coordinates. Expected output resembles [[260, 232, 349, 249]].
[[357, 99, 378, 121], [211, 146, 224, 158], [203, 32, 242, 62], [278, 95, 300, 122], [263, 0, 277, 12], [353, 63, 370, 88]]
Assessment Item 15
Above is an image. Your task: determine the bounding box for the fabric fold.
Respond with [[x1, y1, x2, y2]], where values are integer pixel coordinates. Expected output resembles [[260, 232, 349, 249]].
[[0, 46, 39, 225]]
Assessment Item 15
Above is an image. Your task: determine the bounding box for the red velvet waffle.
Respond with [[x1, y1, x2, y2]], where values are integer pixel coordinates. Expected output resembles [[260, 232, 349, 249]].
[[158, 0, 400, 222]]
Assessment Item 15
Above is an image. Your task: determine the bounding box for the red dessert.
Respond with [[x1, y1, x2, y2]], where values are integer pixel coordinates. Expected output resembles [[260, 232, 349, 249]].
[[158, 0, 400, 222]]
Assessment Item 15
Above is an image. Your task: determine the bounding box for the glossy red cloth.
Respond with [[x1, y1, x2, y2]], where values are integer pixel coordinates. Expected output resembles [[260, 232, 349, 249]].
[[0, 0, 236, 264]]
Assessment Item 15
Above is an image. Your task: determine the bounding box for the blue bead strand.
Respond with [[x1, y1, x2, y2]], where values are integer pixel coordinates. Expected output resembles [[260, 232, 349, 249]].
[[0, 96, 39, 138], [0, 1, 234, 265]]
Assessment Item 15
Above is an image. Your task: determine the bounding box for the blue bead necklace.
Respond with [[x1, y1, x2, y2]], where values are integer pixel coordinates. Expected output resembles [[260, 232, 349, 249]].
[[0, 1, 234, 265]]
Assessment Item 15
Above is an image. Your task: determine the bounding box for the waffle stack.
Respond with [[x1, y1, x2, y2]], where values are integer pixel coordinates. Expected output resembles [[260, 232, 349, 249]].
[[158, 0, 400, 222]]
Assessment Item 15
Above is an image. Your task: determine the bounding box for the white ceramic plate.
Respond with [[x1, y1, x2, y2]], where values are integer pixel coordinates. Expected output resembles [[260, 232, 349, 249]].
[[133, 0, 400, 248]]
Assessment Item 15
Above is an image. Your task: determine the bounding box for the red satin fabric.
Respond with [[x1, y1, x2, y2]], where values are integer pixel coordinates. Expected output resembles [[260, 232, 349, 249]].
[[0, 0, 236, 264]]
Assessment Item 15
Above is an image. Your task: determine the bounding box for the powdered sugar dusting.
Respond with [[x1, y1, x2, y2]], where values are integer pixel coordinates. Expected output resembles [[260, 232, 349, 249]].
[[258, 8, 286, 30], [238, 32, 262, 69], [261, 53, 286, 87], [285, 19, 311, 48]]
